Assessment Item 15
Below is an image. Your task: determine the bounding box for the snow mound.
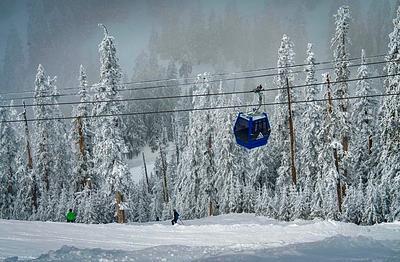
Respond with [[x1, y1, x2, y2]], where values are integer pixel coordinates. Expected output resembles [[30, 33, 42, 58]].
[[9, 236, 400, 261]]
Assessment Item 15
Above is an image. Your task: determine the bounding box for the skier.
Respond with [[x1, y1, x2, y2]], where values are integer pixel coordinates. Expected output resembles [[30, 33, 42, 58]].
[[171, 209, 180, 225], [66, 209, 76, 223]]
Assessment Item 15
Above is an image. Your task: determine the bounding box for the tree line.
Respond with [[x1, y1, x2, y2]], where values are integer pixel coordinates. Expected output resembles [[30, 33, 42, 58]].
[[0, 5, 399, 225]]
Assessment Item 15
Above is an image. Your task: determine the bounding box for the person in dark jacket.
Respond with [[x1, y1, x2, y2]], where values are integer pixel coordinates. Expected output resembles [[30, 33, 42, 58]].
[[171, 209, 180, 225]]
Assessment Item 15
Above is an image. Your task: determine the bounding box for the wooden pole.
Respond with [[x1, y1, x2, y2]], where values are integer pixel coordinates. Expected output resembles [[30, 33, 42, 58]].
[[285, 77, 297, 186], [76, 116, 85, 156], [159, 134, 169, 203], [326, 75, 342, 213], [22, 102, 37, 210], [22, 102, 33, 170], [142, 152, 150, 193]]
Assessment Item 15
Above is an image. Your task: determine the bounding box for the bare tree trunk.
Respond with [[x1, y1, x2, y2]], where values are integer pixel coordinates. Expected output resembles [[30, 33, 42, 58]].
[[208, 197, 213, 216], [286, 77, 297, 186], [23, 102, 37, 210], [368, 135, 373, 155], [326, 75, 342, 213], [115, 191, 125, 224], [142, 152, 150, 193], [160, 147, 169, 203], [77, 116, 85, 156], [23, 102, 33, 170]]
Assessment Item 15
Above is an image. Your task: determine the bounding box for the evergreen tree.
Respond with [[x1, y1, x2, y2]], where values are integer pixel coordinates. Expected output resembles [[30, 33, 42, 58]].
[[342, 177, 364, 224], [32, 65, 54, 220], [91, 26, 130, 223], [350, 50, 378, 185], [317, 74, 340, 220], [174, 73, 217, 218], [379, 6, 400, 221], [71, 65, 93, 193], [331, 5, 352, 189], [0, 104, 19, 219], [298, 43, 322, 209], [363, 176, 383, 224], [47, 77, 72, 210], [137, 178, 151, 222], [273, 34, 298, 200]]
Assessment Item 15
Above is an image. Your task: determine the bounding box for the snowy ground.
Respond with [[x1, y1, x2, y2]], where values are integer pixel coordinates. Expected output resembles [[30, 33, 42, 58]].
[[1, 214, 400, 261]]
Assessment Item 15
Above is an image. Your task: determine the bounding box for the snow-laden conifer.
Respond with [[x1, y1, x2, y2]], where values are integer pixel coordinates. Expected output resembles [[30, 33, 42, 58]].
[[71, 65, 93, 193], [273, 34, 298, 205], [350, 50, 378, 184], [316, 74, 340, 220], [379, 6, 400, 221], [297, 44, 322, 219], [331, 5, 352, 187], [91, 26, 130, 223], [0, 104, 19, 219]]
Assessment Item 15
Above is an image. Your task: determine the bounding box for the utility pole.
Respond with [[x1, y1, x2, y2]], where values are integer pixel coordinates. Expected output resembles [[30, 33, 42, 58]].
[[76, 116, 88, 189], [326, 75, 342, 213], [285, 77, 297, 186], [22, 102, 37, 210], [142, 152, 150, 193], [22, 102, 33, 170], [76, 116, 85, 156], [158, 133, 169, 204]]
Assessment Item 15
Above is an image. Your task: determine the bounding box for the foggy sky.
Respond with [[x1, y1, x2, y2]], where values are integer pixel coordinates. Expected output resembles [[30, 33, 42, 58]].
[[0, 0, 397, 92]]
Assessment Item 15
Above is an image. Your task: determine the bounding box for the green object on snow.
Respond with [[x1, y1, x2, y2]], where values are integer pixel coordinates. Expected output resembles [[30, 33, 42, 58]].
[[66, 211, 76, 222]]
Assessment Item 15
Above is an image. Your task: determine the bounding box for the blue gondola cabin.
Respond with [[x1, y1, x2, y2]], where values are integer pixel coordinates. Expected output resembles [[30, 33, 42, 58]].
[[234, 112, 271, 149]]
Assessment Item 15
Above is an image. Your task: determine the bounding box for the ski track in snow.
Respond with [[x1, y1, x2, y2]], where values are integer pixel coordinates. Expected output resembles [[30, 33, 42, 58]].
[[0, 214, 400, 261]]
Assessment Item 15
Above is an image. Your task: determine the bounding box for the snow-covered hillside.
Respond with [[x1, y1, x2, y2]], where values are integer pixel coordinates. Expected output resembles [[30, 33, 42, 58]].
[[1, 214, 399, 261]]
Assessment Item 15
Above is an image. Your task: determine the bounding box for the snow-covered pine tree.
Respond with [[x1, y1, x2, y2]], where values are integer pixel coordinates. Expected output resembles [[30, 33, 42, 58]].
[[69, 65, 96, 222], [331, 5, 352, 191], [32, 65, 54, 221], [13, 108, 37, 220], [229, 175, 244, 213], [298, 43, 322, 181], [174, 73, 217, 218], [273, 34, 298, 205], [91, 25, 130, 223], [71, 65, 93, 192], [379, 6, 400, 221], [150, 168, 165, 221], [213, 87, 250, 215], [47, 76, 72, 221], [151, 127, 171, 221], [342, 177, 364, 224], [74, 185, 97, 223], [163, 60, 179, 140], [174, 141, 196, 219], [296, 44, 323, 220], [363, 176, 383, 224], [350, 49, 378, 185], [137, 178, 151, 222], [0, 104, 19, 219], [316, 74, 340, 220], [255, 184, 276, 217]]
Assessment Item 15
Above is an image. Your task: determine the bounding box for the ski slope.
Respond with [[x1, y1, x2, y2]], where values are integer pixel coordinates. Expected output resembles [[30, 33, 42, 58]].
[[1, 213, 400, 261]]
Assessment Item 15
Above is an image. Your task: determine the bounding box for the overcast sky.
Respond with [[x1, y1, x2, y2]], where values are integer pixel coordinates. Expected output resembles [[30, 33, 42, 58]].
[[0, 0, 396, 89]]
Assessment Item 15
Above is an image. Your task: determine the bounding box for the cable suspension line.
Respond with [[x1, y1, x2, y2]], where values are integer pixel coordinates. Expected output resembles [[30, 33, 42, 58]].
[[3, 92, 398, 124], [1, 72, 398, 110], [0, 53, 391, 100]]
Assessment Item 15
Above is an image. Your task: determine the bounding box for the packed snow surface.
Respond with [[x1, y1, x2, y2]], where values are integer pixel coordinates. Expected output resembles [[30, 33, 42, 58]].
[[1, 214, 399, 261]]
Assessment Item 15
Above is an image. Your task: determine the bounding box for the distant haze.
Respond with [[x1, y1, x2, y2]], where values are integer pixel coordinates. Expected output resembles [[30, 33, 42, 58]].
[[0, 0, 396, 93]]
